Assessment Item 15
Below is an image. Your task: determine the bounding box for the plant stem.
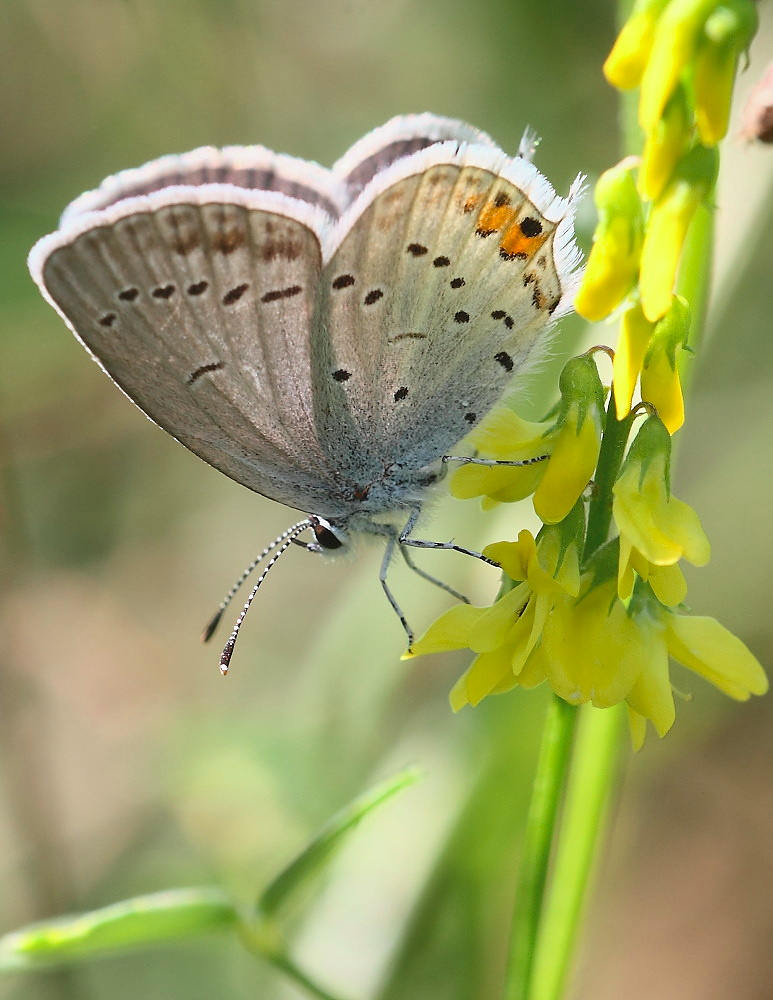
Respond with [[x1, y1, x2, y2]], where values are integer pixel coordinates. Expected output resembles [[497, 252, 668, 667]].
[[583, 388, 634, 562], [528, 704, 625, 1000], [504, 694, 577, 1000]]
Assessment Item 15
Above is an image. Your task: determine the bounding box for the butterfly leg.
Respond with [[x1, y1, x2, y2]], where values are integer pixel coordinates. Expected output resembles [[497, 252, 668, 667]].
[[380, 533, 415, 647], [399, 545, 470, 604], [398, 508, 500, 567], [441, 454, 549, 468]]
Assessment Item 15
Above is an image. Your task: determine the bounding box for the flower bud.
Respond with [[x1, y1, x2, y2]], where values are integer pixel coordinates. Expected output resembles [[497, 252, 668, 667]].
[[604, 0, 669, 90], [640, 83, 691, 201], [574, 161, 644, 321], [533, 356, 605, 524], [694, 0, 758, 144], [639, 144, 718, 322], [641, 295, 690, 432]]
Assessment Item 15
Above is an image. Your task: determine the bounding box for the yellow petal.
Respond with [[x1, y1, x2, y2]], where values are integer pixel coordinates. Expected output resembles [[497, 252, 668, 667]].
[[613, 305, 655, 417], [639, 84, 692, 201], [467, 584, 530, 652], [625, 629, 676, 736], [613, 462, 710, 567], [540, 584, 644, 707], [639, 0, 717, 131], [640, 340, 685, 433], [533, 408, 601, 525], [483, 533, 534, 582], [603, 0, 668, 90], [638, 194, 692, 322], [665, 614, 769, 699], [694, 2, 758, 145], [626, 705, 649, 751], [466, 406, 553, 460], [460, 648, 517, 707], [574, 216, 641, 321], [405, 603, 487, 658], [648, 561, 688, 606]]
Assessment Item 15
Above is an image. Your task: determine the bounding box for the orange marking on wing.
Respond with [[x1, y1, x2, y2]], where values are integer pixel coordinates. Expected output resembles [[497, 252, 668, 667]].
[[476, 202, 517, 232], [462, 194, 484, 214], [500, 222, 550, 259]]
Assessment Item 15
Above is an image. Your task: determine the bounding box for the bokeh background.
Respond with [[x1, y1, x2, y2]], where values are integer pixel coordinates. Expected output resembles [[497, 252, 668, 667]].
[[2, 1, 773, 998]]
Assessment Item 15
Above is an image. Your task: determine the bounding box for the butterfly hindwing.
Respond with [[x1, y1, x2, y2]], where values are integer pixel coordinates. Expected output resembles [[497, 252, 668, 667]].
[[316, 140, 579, 477]]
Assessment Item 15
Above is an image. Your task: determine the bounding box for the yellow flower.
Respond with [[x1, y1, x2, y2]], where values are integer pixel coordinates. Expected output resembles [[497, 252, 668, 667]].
[[625, 595, 768, 749], [638, 0, 720, 132], [640, 295, 690, 432], [612, 304, 656, 418], [537, 574, 767, 747], [603, 0, 669, 90], [449, 407, 553, 508], [639, 83, 692, 201], [574, 161, 644, 321], [450, 356, 604, 525], [639, 144, 718, 322], [406, 524, 582, 710], [612, 413, 710, 602], [694, 1, 758, 144], [533, 356, 605, 525]]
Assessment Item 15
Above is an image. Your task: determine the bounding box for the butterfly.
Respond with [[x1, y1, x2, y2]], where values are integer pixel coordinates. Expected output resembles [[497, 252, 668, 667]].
[[28, 113, 583, 671]]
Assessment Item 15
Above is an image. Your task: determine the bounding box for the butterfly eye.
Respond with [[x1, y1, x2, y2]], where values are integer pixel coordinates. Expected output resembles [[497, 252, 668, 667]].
[[310, 518, 344, 550]]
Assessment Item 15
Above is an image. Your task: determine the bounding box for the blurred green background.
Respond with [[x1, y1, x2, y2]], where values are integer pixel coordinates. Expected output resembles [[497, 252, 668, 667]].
[[2, 1, 773, 998]]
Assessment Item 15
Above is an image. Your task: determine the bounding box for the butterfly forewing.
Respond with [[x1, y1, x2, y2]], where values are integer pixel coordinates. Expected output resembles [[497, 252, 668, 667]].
[[37, 193, 356, 515]]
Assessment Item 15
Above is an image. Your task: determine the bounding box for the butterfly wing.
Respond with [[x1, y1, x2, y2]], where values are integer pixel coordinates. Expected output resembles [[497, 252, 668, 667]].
[[29, 152, 361, 517], [314, 126, 583, 480]]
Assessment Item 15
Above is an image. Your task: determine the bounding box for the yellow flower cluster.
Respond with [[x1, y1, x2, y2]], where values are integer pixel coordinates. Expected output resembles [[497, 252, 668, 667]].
[[578, 0, 755, 431], [411, 407, 766, 748], [408, 1, 767, 747]]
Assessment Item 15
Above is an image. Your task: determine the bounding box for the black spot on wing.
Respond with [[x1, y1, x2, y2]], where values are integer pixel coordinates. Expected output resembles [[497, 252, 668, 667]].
[[454, 310, 469, 324], [394, 386, 409, 401], [389, 332, 427, 343], [406, 243, 428, 256], [187, 361, 225, 385], [332, 274, 355, 289], [187, 280, 209, 295], [450, 277, 465, 289], [98, 313, 116, 327], [223, 283, 250, 305], [363, 289, 383, 305], [152, 284, 175, 299], [332, 369, 351, 382], [520, 216, 543, 237], [433, 256, 450, 267], [495, 351, 514, 372], [118, 287, 139, 301], [261, 285, 302, 303]]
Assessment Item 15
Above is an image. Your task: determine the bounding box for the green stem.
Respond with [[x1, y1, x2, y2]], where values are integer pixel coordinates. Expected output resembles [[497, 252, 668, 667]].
[[583, 388, 634, 562], [528, 704, 625, 1000], [504, 694, 578, 1000]]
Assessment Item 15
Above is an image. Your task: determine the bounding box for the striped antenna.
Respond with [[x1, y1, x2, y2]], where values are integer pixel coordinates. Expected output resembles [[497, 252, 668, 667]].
[[216, 519, 312, 675]]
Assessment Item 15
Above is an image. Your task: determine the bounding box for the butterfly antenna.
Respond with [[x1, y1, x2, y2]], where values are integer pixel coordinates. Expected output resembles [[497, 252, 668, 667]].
[[202, 520, 312, 643], [217, 519, 312, 676]]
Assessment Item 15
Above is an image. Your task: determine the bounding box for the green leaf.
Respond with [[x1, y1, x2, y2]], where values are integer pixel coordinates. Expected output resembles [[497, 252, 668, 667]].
[[257, 767, 422, 922], [0, 887, 238, 971]]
